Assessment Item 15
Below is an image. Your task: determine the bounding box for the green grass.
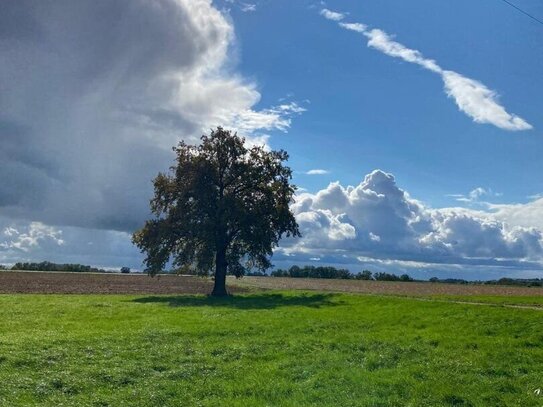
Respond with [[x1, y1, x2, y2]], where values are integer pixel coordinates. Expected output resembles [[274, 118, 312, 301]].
[[0, 292, 542, 406], [424, 295, 543, 307]]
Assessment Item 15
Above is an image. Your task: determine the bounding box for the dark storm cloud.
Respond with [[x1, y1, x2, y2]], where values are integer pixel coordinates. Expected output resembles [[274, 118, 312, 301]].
[[0, 0, 295, 232]]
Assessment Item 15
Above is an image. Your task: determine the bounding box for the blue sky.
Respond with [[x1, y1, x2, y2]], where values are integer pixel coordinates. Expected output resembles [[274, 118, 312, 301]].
[[226, 0, 543, 206], [1, 0, 542, 279]]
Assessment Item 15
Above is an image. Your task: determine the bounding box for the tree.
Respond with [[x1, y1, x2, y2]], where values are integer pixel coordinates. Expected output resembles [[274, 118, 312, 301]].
[[132, 127, 300, 296], [356, 270, 373, 280]]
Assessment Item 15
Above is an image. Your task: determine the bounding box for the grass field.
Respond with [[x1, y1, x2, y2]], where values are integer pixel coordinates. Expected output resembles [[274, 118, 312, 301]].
[[1, 274, 543, 406]]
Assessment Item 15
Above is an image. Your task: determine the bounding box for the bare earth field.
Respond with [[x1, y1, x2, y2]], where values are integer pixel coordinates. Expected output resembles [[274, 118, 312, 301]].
[[235, 276, 543, 297], [0, 271, 247, 294], [2, 271, 543, 299]]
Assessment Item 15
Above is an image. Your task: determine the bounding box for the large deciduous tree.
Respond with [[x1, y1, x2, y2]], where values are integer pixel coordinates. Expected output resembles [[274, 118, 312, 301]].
[[133, 127, 300, 296]]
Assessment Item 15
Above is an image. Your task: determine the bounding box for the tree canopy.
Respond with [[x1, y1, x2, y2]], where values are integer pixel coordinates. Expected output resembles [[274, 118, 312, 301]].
[[133, 127, 300, 296]]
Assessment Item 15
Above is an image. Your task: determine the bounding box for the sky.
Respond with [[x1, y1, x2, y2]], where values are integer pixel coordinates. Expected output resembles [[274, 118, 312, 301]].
[[1, 0, 542, 279]]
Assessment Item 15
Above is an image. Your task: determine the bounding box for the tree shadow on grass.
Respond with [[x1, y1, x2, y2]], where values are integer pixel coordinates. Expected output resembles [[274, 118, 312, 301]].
[[132, 293, 341, 309]]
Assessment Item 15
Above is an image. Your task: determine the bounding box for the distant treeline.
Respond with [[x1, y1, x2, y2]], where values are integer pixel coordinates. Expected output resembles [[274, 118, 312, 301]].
[[4, 261, 107, 273], [268, 266, 413, 281], [261, 266, 543, 287], [429, 277, 543, 287], [2, 262, 541, 287]]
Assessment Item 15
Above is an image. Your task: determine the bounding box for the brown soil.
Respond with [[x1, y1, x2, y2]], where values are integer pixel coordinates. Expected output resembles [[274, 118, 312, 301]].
[[3, 272, 542, 298], [0, 271, 247, 295], [235, 276, 543, 297]]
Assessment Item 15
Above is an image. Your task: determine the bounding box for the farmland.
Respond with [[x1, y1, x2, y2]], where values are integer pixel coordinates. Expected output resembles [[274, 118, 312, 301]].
[[0, 272, 542, 406], [0, 271, 247, 295], [235, 276, 543, 307], [236, 275, 543, 298]]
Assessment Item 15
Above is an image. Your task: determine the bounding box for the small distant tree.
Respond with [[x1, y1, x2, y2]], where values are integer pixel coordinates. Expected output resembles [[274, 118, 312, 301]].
[[133, 127, 300, 296], [356, 270, 373, 280], [373, 272, 403, 281]]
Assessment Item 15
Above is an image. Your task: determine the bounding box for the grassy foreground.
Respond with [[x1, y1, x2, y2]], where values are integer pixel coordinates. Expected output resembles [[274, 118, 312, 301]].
[[0, 292, 542, 406]]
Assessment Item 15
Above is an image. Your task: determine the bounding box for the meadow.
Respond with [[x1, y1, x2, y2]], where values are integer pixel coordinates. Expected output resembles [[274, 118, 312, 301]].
[[0, 273, 542, 406]]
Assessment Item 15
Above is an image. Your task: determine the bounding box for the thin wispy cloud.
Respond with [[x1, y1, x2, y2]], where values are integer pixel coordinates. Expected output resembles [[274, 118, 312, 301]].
[[339, 22, 367, 33], [320, 8, 345, 21], [240, 2, 256, 12], [440, 71, 531, 131], [306, 169, 330, 175], [322, 9, 532, 131], [225, 0, 257, 12], [447, 187, 502, 204], [364, 29, 441, 73]]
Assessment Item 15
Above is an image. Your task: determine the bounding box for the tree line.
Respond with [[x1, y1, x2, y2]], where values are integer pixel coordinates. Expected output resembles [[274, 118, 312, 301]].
[[4, 261, 107, 273], [429, 277, 543, 287], [269, 265, 414, 281]]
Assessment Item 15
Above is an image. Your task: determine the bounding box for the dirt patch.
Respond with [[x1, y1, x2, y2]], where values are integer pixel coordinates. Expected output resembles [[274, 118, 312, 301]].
[[235, 276, 543, 297], [0, 271, 247, 295]]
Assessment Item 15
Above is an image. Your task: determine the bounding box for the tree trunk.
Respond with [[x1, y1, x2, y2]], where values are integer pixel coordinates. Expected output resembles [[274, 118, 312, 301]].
[[211, 247, 228, 297]]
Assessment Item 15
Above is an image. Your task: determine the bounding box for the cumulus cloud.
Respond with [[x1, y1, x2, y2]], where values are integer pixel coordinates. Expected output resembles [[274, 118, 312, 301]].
[[322, 9, 532, 131], [0, 0, 304, 234], [0, 216, 140, 268], [3, 169, 543, 275], [489, 198, 543, 232], [280, 170, 543, 272], [1, 222, 64, 253]]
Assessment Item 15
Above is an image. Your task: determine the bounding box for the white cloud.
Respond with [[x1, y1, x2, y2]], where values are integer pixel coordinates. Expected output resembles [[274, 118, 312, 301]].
[[489, 197, 543, 231], [280, 170, 543, 272], [306, 169, 330, 175], [320, 8, 345, 21], [321, 10, 532, 131], [240, 3, 257, 12], [364, 29, 441, 73], [0, 222, 64, 253], [469, 187, 490, 201], [232, 101, 306, 134], [225, 0, 256, 12], [441, 71, 532, 130], [449, 187, 502, 203], [339, 22, 367, 33], [0, 216, 140, 268]]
